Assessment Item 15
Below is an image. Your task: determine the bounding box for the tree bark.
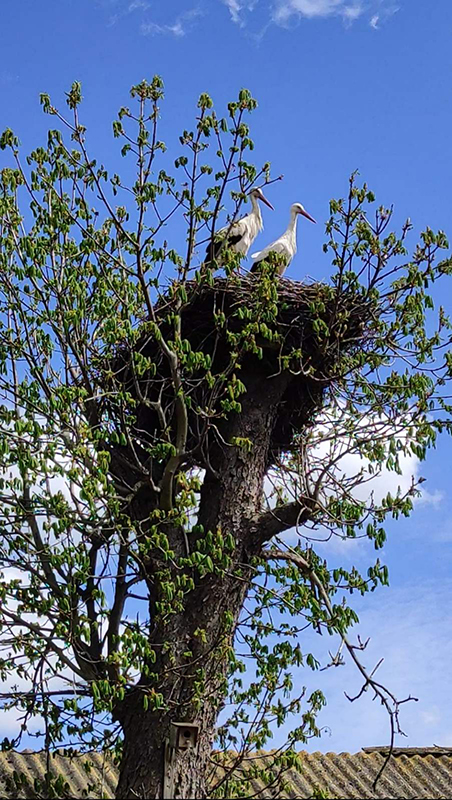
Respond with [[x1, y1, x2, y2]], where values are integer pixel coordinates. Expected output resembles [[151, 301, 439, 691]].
[[114, 569, 249, 799], [115, 692, 215, 799], [113, 369, 297, 798]]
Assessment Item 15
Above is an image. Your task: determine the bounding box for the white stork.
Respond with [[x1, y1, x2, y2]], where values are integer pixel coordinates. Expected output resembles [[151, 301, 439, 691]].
[[205, 187, 274, 267], [250, 202, 316, 276]]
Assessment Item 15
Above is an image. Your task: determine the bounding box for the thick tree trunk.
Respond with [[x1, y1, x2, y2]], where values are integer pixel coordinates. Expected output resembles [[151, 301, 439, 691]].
[[115, 693, 215, 799], [114, 369, 291, 799], [114, 574, 249, 798]]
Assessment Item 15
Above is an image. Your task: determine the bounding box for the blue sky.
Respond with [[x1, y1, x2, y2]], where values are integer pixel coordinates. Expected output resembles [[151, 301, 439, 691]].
[[1, 0, 452, 754]]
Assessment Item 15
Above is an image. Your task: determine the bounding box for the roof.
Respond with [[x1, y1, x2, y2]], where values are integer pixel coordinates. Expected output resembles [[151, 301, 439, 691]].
[[0, 751, 116, 799], [0, 747, 451, 799], [288, 748, 452, 799]]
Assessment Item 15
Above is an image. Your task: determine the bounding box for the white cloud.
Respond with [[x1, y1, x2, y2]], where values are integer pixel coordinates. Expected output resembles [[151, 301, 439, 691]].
[[0, 707, 42, 738], [223, 0, 259, 26], [224, 0, 244, 25], [105, 0, 400, 33], [128, 0, 149, 10], [332, 446, 442, 509], [265, 403, 444, 551], [369, 3, 399, 28], [266, 0, 399, 29], [342, 4, 364, 21], [141, 8, 203, 37], [106, 0, 150, 27], [416, 486, 443, 508], [273, 0, 355, 23]]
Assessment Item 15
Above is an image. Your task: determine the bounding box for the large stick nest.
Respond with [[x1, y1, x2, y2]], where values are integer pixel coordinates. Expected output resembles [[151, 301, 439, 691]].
[[112, 276, 373, 470]]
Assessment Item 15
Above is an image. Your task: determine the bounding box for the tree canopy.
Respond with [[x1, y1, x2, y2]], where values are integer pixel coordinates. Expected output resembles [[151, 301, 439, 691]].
[[0, 78, 451, 798]]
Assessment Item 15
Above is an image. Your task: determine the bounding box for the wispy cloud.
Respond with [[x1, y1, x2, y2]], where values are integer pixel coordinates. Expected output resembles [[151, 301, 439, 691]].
[[223, 0, 259, 26], [368, 3, 399, 29], [342, 3, 364, 22], [104, 0, 400, 36], [141, 7, 203, 37], [224, 0, 244, 25], [128, 0, 149, 10], [273, 0, 363, 24], [222, 0, 401, 30], [107, 0, 150, 27]]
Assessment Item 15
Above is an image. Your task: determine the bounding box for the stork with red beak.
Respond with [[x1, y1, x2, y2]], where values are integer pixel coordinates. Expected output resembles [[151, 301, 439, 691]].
[[250, 202, 316, 276], [205, 187, 274, 267]]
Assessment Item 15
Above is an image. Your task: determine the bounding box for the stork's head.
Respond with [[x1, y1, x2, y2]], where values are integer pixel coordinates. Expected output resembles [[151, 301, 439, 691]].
[[291, 203, 316, 224], [250, 187, 274, 210]]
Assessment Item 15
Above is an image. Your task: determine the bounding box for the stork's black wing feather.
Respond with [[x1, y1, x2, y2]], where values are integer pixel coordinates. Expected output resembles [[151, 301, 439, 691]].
[[249, 260, 262, 273], [205, 233, 242, 264]]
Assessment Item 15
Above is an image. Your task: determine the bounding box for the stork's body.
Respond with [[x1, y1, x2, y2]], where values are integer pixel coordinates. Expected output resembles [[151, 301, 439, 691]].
[[206, 187, 273, 267], [250, 202, 316, 276]]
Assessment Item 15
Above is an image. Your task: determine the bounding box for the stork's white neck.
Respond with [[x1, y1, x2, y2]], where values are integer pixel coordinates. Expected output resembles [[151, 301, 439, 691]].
[[287, 208, 299, 235], [250, 193, 263, 227]]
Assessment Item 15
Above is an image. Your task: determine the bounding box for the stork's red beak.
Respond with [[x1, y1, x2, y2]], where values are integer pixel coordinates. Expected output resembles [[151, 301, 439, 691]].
[[300, 208, 316, 224], [260, 193, 274, 211]]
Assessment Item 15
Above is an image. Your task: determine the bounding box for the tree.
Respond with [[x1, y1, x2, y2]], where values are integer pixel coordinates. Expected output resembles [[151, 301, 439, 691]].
[[0, 77, 451, 799]]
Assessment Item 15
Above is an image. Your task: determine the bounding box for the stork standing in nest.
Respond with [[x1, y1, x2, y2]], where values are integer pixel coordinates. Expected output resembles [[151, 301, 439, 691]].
[[250, 202, 316, 276], [205, 187, 274, 269]]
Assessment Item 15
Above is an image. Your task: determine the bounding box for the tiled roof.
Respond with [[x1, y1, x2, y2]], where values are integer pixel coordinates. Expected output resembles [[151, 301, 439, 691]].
[[287, 748, 452, 799], [0, 750, 117, 799], [0, 747, 451, 799]]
